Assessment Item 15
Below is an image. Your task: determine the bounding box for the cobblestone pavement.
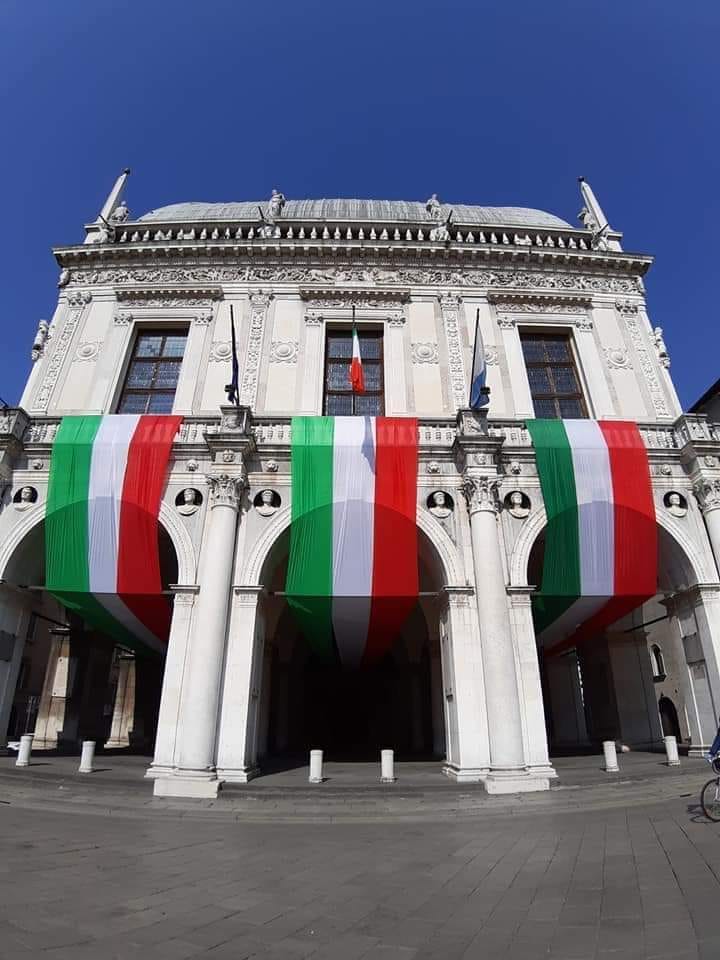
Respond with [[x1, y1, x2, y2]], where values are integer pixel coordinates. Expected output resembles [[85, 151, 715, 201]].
[[1, 766, 719, 959]]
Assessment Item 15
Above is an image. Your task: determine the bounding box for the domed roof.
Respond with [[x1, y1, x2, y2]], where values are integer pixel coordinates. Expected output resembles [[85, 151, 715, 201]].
[[138, 199, 571, 229]]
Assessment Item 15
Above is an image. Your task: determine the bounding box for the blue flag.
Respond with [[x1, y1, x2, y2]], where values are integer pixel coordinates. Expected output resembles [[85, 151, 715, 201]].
[[469, 310, 489, 409]]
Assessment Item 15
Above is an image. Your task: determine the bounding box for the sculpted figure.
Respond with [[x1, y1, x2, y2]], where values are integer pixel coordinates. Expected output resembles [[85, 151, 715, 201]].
[[653, 327, 670, 367], [256, 489, 278, 517], [666, 492, 687, 518], [429, 491, 453, 519], [15, 486, 37, 510], [110, 200, 129, 223], [31, 320, 49, 362], [507, 490, 530, 519], [425, 194, 443, 221], [177, 488, 200, 516], [429, 222, 450, 243], [268, 189, 286, 219]]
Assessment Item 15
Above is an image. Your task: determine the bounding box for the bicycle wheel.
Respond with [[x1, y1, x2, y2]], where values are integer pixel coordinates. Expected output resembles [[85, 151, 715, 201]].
[[701, 779, 720, 822]]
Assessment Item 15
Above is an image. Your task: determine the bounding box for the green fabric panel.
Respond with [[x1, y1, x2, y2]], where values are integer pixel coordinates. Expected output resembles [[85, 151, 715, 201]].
[[51, 591, 142, 652], [45, 416, 102, 593], [286, 417, 335, 661], [526, 419, 581, 634]]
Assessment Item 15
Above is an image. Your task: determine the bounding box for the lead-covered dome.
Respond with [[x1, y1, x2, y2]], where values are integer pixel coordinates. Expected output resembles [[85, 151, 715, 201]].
[[139, 199, 571, 229]]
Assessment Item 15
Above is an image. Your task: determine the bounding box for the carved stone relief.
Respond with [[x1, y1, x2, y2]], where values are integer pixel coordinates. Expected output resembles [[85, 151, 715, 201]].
[[439, 294, 467, 410], [605, 346, 632, 370], [615, 300, 670, 417], [239, 293, 272, 407], [32, 296, 91, 411], [411, 342, 439, 364], [269, 340, 299, 363]]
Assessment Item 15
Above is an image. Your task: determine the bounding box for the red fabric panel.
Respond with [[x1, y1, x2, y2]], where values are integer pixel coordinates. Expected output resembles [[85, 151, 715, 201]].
[[364, 418, 418, 664], [117, 415, 183, 641], [554, 421, 656, 656], [350, 357, 365, 393]]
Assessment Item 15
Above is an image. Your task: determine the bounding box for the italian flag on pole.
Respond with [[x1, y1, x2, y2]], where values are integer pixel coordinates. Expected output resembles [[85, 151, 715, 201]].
[[286, 416, 418, 668], [527, 419, 656, 654], [45, 415, 182, 654], [349, 320, 364, 393]]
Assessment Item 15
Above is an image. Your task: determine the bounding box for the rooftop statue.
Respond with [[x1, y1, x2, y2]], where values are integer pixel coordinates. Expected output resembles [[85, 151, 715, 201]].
[[110, 200, 130, 223], [425, 193, 443, 221], [268, 189, 286, 219]]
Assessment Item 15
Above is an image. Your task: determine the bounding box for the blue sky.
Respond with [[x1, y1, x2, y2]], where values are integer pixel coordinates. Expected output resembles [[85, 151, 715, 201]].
[[0, 1, 717, 408]]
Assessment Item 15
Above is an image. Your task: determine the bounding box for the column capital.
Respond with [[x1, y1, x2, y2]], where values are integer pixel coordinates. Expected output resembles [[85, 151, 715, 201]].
[[694, 478, 720, 515], [462, 474, 501, 516], [206, 472, 245, 510]]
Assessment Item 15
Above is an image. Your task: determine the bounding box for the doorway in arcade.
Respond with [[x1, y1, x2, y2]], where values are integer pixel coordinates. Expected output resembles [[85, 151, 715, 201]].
[[530, 524, 713, 757], [255, 527, 446, 765], [0, 517, 177, 755]]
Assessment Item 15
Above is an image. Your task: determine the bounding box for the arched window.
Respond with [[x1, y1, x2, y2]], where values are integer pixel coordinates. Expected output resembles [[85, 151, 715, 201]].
[[651, 644, 666, 681]]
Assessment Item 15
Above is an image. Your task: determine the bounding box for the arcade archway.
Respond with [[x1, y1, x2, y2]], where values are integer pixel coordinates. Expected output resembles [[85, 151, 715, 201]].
[[252, 522, 448, 767], [0, 512, 181, 754], [524, 518, 714, 756]]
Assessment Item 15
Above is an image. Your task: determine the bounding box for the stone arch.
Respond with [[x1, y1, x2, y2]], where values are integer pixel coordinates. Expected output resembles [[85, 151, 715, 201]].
[[241, 504, 465, 588], [509, 504, 714, 589], [0, 501, 196, 587]]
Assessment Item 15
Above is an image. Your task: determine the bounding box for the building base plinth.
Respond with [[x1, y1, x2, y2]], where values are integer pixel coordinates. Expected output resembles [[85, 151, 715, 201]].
[[153, 776, 221, 799], [482, 769, 553, 794], [442, 763, 490, 783], [216, 766, 260, 784]]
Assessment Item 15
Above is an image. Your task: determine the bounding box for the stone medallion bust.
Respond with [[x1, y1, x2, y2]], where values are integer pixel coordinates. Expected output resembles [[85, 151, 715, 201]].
[[506, 490, 530, 519], [14, 486, 38, 510], [664, 491, 687, 518], [176, 488, 202, 516], [255, 489, 280, 517], [428, 491, 453, 519]]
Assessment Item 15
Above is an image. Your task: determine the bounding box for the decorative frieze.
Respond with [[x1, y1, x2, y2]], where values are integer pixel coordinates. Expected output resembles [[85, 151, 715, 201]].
[[239, 293, 272, 407], [439, 294, 468, 410], [114, 286, 222, 305], [32, 296, 91, 411], [615, 300, 670, 417], [66, 265, 644, 295]]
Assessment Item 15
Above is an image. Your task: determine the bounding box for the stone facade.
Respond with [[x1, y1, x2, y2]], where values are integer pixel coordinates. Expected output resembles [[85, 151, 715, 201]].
[[1, 179, 719, 797]]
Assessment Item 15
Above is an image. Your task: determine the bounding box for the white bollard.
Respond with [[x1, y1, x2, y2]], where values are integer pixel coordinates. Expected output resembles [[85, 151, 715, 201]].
[[309, 749, 323, 783], [603, 740, 619, 772], [79, 740, 96, 774], [664, 735, 681, 767], [380, 749, 396, 783], [16, 734, 33, 767]]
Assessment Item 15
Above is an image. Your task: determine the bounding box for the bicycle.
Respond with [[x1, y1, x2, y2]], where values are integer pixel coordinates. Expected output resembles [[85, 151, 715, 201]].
[[700, 756, 720, 821]]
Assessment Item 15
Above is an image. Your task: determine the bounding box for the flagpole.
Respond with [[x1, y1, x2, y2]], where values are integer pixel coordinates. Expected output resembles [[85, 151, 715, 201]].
[[469, 308, 480, 408]]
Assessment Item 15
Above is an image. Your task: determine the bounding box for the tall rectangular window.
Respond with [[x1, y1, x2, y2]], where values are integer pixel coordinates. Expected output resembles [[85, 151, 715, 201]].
[[520, 332, 587, 419], [324, 329, 384, 415], [117, 329, 188, 414]]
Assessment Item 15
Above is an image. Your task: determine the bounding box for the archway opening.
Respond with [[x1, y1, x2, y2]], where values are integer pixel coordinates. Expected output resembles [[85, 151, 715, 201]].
[[255, 525, 447, 766], [528, 522, 702, 757], [0, 517, 178, 756]]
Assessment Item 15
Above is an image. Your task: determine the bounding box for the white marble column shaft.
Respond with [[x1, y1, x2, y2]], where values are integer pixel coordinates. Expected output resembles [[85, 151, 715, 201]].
[[464, 476, 525, 773], [175, 475, 241, 779]]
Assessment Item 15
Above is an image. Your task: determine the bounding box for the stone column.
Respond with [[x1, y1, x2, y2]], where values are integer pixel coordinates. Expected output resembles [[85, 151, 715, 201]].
[[216, 586, 265, 781], [507, 589, 557, 778], [694, 479, 720, 577], [430, 648, 446, 758], [157, 474, 242, 798], [58, 630, 114, 749], [384, 312, 408, 414], [105, 654, 135, 749], [440, 587, 490, 779], [147, 586, 198, 778], [32, 627, 71, 750], [462, 474, 530, 791]]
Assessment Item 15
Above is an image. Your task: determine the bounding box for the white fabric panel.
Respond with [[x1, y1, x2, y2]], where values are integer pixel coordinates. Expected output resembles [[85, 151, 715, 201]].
[[331, 416, 376, 667], [87, 415, 139, 593], [93, 592, 165, 653], [564, 419, 614, 597]]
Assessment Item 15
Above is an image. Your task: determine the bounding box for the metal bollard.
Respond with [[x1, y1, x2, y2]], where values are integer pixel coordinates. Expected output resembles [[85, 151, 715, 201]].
[[79, 740, 96, 774], [603, 740, 619, 772], [380, 749, 396, 783], [664, 735, 680, 767], [16, 734, 33, 767], [309, 749, 323, 783]]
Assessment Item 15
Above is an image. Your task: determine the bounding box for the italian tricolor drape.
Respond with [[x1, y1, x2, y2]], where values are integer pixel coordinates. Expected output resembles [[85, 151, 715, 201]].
[[527, 419, 656, 653], [45, 415, 182, 654], [286, 416, 418, 668]]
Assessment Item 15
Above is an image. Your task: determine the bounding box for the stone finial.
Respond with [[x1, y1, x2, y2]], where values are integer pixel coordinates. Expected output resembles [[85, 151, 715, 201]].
[[31, 319, 49, 362], [653, 326, 670, 368], [425, 193, 443, 221]]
